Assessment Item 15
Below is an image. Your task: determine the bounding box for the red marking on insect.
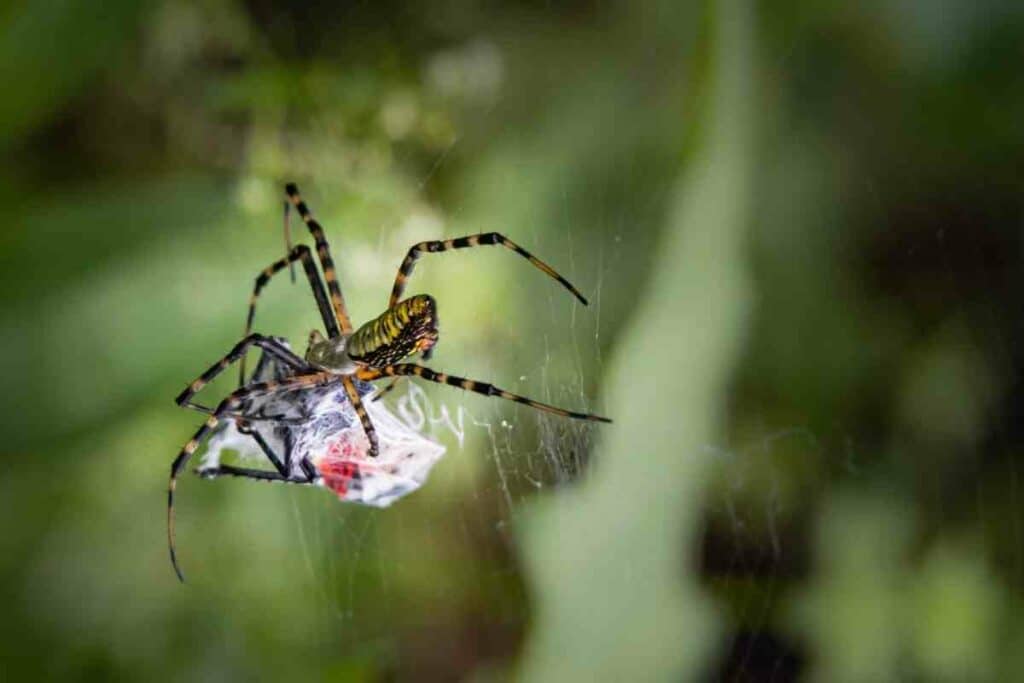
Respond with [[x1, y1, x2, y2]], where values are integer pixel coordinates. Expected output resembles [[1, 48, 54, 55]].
[[315, 435, 396, 497], [318, 459, 356, 496], [325, 437, 361, 460], [315, 438, 361, 496]]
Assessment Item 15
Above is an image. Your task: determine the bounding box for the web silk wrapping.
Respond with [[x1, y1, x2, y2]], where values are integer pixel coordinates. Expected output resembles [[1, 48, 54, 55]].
[[202, 341, 446, 507]]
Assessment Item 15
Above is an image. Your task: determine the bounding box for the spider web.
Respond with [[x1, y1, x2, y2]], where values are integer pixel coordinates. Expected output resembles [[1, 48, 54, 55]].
[[226, 109, 794, 683], [261, 229, 810, 682], [230, 160, 623, 664], [185, 21, 810, 683]]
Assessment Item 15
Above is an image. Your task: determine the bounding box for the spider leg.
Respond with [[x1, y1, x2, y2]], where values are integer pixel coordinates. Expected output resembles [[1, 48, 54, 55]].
[[341, 376, 380, 458], [239, 244, 340, 384], [285, 183, 354, 334], [168, 372, 334, 582], [181, 404, 308, 424], [232, 419, 291, 476], [282, 199, 296, 283], [370, 378, 403, 402], [388, 232, 588, 308], [234, 420, 320, 481], [175, 333, 307, 412], [356, 364, 612, 423], [194, 464, 315, 483]]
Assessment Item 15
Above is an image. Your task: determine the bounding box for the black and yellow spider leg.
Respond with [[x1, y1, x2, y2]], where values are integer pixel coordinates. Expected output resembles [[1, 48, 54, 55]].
[[356, 364, 612, 423], [175, 333, 307, 413], [238, 244, 340, 384], [388, 232, 588, 308], [371, 378, 403, 402], [285, 183, 354, 334], [168, 371, 334, 582], [341, 376, 380, 457]]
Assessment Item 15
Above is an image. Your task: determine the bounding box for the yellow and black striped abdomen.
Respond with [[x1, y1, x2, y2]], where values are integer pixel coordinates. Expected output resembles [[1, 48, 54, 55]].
[[348, 295, 438, 367]]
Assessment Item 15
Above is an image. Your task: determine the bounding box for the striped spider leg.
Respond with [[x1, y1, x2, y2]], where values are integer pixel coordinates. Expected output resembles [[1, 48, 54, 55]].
[[168, 370, 337, 581], [368, 232, 591, 399], [285, 182, 353, 333], [388, 232, 589, 308], [178, 333, 310, 419], [355, 364, 611, 424], [238, 185, 353, 338]]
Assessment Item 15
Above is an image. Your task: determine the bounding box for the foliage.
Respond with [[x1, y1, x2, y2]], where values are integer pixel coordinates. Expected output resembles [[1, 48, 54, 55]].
[[2, 0, 1023, 680]]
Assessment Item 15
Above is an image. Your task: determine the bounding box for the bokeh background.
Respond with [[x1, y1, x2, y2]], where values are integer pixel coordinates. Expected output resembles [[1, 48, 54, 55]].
[[2, 0, 1023, 680]]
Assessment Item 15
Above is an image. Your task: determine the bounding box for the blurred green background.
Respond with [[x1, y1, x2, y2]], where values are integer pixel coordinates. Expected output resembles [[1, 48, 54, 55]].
[[2, 0, 1023, 680]]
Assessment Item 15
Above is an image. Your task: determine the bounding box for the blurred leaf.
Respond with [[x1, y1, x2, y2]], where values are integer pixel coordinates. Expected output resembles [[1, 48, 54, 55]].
[[910, 543, 1002, 682], [0, 0, 150, 148], [789, 490, 911, 683], [515, 0, 754, 679]]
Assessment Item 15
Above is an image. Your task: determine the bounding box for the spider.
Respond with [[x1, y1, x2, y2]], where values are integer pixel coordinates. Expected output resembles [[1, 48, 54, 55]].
[[168, 182, 611, 581]]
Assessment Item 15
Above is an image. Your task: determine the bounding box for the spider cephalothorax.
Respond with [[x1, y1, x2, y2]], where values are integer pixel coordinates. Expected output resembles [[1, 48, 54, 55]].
[[303, 330, 355, 372], [168, 182, 609, 582]]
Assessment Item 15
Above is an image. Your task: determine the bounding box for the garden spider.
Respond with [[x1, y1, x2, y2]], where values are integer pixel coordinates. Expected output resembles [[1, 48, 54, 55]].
[[169, 182, 611, 581]]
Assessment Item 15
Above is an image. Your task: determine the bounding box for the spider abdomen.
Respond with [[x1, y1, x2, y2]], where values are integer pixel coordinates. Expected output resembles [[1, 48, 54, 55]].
[[348, 294, 439, 367]]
